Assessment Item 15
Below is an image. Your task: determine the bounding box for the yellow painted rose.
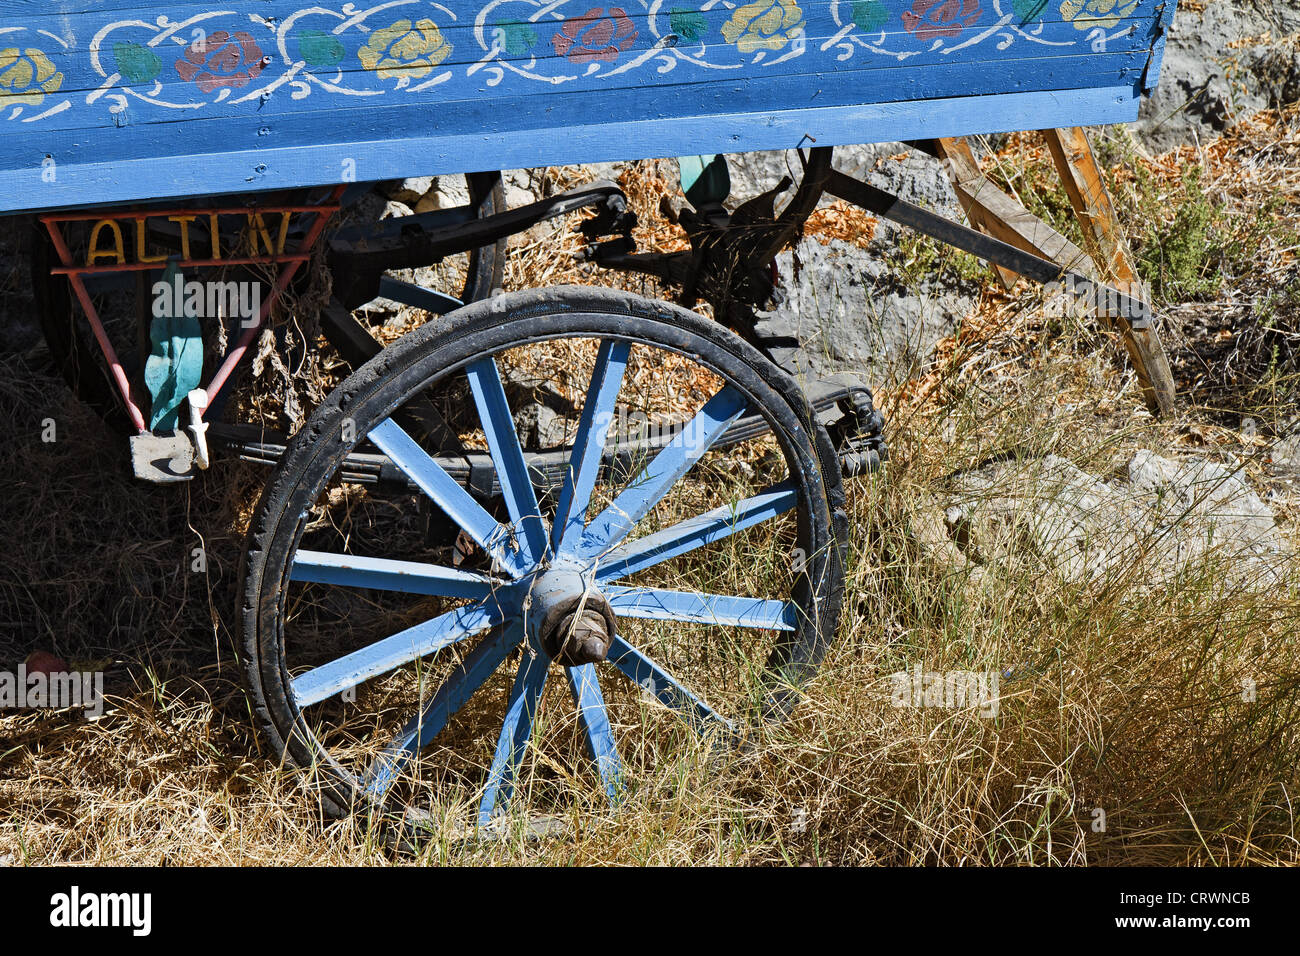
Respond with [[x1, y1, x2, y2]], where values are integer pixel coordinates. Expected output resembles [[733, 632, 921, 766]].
[[721, 0, 804, 54], [358, 19, 452, 79], [1059, 0, 1139, 30], [0, 47, 63, 106]]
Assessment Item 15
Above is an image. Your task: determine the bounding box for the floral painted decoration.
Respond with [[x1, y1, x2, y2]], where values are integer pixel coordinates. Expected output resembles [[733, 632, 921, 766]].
[[1059, 0, 1140, 30], [175, 31, 267, 92], [900, 0, 983, 41], [112, 42, 162, 84], [551, 8, 638, 64], [297, 29, 347, 69], [0, 48, 63, 106], [358, 19, 453, 78], [0, 1, 1163, 124], [721, 0, 805, 54]]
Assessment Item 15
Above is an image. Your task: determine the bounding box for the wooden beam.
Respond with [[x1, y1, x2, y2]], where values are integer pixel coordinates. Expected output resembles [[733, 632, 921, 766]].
[[933, 137, 1097, 282], [932, 137, 1017, 289], [1041, 127, 1176, 416]]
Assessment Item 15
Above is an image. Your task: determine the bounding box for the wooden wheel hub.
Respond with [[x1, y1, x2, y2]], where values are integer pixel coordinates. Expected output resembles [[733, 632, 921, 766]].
[[525, 567, 616, 667]]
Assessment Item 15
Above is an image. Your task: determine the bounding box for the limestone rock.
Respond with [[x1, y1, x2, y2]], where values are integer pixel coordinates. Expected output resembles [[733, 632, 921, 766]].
[[936, 451, 1290, 591], [753, 236, 974, 387]]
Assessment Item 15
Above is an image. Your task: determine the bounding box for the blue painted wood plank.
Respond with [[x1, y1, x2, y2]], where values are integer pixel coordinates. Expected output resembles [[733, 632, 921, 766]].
[[14, 47, 1150, 135], [605, 584, 798, 630], [0, 84, 1144, 213], [290, 599, 504, 708], [7, 55, 1149, 187], [11, 1, 1167, 85], [0, 0, 1175, 212], [20, 13, 1160, 105]]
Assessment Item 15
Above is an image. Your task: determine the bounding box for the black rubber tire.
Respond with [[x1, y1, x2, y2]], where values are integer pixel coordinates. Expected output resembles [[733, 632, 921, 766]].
[[462, 172, 508, 302], [239, 286, 847, 818]]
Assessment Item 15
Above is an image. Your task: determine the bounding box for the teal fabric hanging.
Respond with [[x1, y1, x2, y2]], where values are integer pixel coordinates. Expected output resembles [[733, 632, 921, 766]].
[[143, 259, 204, 431]]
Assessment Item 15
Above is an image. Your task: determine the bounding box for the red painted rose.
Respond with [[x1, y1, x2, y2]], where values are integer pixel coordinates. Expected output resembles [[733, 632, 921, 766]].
[[551, 8, 638, 64], [901, 0, 982, 41], [175, 30, 267, 93]]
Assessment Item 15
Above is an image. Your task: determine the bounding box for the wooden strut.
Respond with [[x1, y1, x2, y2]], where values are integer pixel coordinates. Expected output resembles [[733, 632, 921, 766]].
[[930, 129, 1176, 416]]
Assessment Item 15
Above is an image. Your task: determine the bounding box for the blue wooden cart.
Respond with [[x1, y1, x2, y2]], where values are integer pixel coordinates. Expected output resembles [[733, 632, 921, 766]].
[[4, 0, 1176, 830]]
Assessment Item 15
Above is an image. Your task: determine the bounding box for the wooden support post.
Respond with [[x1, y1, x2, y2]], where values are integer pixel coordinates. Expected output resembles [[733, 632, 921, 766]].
[[933, 137, 1019, 289], [1041, 127, 1176, 416], [932, 137, 1097, 282], [926, 131, 1176, 416]]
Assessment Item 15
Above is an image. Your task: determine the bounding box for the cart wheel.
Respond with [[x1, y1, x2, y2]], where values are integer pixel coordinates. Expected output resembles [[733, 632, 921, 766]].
[[241, 286, 846, 825]]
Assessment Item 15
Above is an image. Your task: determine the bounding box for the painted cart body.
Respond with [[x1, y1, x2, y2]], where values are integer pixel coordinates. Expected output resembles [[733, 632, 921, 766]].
[[3, 0, 1174, 213]]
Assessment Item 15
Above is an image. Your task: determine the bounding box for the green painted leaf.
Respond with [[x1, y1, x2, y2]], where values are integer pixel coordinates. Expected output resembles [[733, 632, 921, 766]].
[[112, 41, 161, 84], [850, 0, 889, 33], [144, 261, 204, 432], [298, 29, 346, 68], [669, 8, 708, 42], [1012, 0, 1050, 22], [493, 20, 539, 56]]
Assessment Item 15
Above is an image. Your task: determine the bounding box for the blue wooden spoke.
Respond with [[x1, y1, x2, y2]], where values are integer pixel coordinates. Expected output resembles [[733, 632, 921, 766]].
[[290, 550, 497, 600], [363, 620, 524, 799], [367, 417, 526, 577], [465, 357, 547, 567], [577, 384, 748, 559], [595, 480, 799, 583], [553, 339, 631, 556], [606, 635, 732, 735], [291, 601, 503, 708], [478, 648, 550, 825], [606, 586, 798, 631], [565, 664, 622, 804]]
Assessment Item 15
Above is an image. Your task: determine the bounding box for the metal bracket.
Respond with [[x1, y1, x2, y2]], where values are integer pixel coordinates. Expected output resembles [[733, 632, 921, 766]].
[[329, 181, 631, 308], [129, 430, 196, 483]]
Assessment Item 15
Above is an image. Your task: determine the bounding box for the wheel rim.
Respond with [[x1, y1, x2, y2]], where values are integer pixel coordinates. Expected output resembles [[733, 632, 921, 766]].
[[249, 292, 841, 826]]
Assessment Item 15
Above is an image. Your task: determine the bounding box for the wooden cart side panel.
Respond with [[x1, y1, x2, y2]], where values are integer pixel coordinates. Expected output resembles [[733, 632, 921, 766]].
[[0, 0, 1177, 212]]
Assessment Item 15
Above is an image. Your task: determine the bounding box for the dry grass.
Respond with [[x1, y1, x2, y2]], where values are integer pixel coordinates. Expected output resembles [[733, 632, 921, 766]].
[[2, 113, 1299, 866]]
